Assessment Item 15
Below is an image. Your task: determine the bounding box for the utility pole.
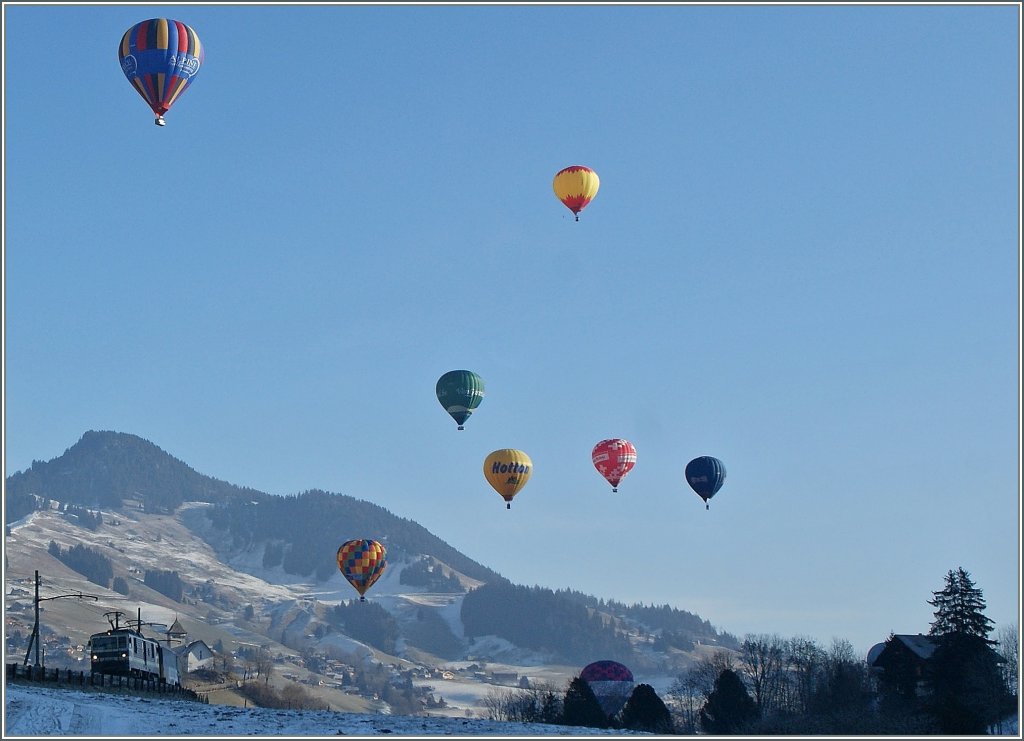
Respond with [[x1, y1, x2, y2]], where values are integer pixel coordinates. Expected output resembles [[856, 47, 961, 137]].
[[23, 570, 99, 668]]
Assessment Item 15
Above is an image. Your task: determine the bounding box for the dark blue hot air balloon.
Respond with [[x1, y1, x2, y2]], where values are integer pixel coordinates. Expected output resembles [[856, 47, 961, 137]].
[[685, 456, 726, 510]]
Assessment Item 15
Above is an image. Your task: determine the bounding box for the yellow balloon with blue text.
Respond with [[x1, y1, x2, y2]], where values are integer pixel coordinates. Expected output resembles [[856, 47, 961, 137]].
[[484, 449, 533, 509]]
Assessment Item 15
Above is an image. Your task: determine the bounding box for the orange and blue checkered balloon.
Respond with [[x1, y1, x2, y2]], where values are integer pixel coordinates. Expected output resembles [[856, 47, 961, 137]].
[[336, 539, 387, 600]]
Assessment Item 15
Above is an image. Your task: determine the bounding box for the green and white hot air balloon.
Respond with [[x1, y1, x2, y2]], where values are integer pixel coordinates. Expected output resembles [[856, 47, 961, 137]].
[[435, 370, 485, 430]]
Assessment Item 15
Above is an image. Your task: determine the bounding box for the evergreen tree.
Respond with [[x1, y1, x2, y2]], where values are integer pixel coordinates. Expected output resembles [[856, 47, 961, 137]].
[[700, 669, 758, 734], [926, 633, 1007, 734], [561, 676, 609, 729], [48, 541, 113, 588], [262, 541, 284, 569], [539, 689, 562, 724], [620, 683, 674, 733], [927, 567, 995, 641], [327, 600, 399, 653], [144, 569, 185, 601], [924, 567, 1007, 734]]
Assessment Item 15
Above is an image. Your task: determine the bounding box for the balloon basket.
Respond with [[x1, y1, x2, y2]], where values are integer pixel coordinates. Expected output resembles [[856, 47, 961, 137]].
[[506, 502, 511, 510], [457, 425, 464, 430], [155, 116, 166, 127]]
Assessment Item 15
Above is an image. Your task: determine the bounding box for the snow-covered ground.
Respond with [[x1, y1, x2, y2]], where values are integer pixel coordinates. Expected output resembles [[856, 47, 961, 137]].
[[2, 683, 649, 737], [5, 683, 1019, 738], [988, 714, 1019, 737]]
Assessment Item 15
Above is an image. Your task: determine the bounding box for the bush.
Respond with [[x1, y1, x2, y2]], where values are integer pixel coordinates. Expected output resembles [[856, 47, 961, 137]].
[[620, 683, 674, 733]]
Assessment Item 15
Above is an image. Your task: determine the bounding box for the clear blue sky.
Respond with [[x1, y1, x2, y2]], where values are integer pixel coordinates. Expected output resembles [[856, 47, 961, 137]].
[[3, 2, 1020, 657]]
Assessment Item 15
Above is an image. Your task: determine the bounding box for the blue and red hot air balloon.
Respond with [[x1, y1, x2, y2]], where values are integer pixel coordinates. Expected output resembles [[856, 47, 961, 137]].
[[118, 18, 204, 126]]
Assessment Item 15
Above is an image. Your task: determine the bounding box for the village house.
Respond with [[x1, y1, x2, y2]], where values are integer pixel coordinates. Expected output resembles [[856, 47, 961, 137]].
[[161, 616, 214, 672], [867, 634, 938, 697], [867, 632, 1006, 703], [182, 640, 215, 671]]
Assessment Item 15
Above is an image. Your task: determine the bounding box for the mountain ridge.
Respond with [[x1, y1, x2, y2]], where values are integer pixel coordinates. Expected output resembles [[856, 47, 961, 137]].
[[4, 430, 739, 702]]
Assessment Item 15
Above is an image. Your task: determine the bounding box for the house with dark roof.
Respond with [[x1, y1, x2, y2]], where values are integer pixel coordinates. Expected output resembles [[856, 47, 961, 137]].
[[868, 632, 1007, 701], [868, 634, 940, 697]]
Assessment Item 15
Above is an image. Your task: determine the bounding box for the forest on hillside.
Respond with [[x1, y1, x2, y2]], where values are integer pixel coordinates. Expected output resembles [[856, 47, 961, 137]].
[[202, 489, 501, 584], [459, 581, 738, 665]]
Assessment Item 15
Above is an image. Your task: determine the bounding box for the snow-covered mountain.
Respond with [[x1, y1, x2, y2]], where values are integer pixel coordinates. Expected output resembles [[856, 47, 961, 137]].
[[4, 431, 734, 719]]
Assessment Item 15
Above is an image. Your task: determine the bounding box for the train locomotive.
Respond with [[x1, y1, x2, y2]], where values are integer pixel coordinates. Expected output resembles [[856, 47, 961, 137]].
[[89, 612, 182, 685]]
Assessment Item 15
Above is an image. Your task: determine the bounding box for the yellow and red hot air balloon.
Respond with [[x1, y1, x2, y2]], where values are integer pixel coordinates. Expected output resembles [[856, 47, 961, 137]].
[[336, 539, 387, 601], [483, 449, 532, 509], [553, 165, 600, 221]]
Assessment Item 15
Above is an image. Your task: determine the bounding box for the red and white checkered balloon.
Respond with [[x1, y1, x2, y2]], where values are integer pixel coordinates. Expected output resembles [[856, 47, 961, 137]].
[[591, 439, 637, 492]]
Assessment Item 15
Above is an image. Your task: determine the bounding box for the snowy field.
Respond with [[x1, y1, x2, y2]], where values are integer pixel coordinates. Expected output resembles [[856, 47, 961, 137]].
[[2, 683, 652, 737]]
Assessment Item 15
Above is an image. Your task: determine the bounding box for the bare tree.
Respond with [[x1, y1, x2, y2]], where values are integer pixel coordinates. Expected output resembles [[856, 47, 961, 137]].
[[255, 645, 275, 684], [787, 635, 824, 715], [740, 633, 788, 716], [667, 669, 708, 733], [483, 688, 524, 722], [689, 650, 739, 696], [483, 682, 564, 724], [667, 650, 738, 732], [280, 682, 318, 710], [813, 637, 871, 717], [213, 648, 234, 675], [995, 623, 1018, 697]]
